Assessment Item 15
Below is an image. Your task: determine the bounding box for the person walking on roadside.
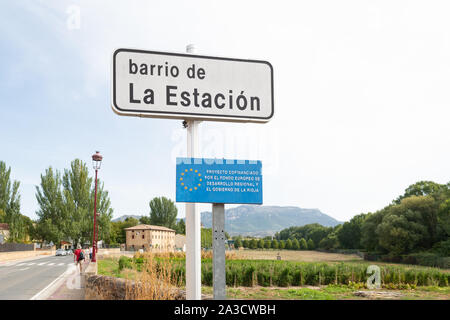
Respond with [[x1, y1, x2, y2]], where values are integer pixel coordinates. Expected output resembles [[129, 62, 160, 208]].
[[74, 244, 84, 273], [89, 247, 93, 261]]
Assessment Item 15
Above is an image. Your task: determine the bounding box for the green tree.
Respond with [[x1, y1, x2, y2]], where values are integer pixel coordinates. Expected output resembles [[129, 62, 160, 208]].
[[258, 239, 265, 249], [361, 211, 385, 252], [139, 216, 151, 224], [271, 239, 279, 249], [249, 239, 258, 249], [174, 219, 186, 234], [35, 167, 65, 244], [394, 181, 445, 204], [234, 238, 242, 248], [285, 239, 293, 250], [149, 197, 178, 229], [318, 232, 339, 250], [201, 228, 212, 248], [264, 240, 271, 249], [292, 238, 300, 250], [62, 159, 113, 246], [299, 238, 308, 250], [0, 161, 26, 242], [115, 217, 139, 244], [279, 240, 285, 249], [376, 197, 431, 255], [35, 160, 113, 246], [307, 239, 315, 250], [337, 213, 366, 249]]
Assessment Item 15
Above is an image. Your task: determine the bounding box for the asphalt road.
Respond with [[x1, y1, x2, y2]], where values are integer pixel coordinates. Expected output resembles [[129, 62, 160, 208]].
[[0, 254, 76, 300]]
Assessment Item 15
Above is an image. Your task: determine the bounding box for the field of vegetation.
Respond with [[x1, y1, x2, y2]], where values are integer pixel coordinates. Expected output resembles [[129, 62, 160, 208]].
[[98, 250, 450, 300]]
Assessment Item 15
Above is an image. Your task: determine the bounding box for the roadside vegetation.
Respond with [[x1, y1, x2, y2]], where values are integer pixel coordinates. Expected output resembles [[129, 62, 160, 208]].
[[99, 252, 449, 288], [232, 181, 450, 269]]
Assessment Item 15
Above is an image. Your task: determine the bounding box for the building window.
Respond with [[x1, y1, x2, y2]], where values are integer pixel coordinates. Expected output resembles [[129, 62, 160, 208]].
[[142, 234, 145, 239], [132, 235, 134, 239]]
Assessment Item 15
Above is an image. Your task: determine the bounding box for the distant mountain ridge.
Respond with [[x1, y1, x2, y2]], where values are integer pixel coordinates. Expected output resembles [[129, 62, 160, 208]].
[[112, 205, 341, 238], [200, 205, 341, 237], [112, 215, 143, 222]]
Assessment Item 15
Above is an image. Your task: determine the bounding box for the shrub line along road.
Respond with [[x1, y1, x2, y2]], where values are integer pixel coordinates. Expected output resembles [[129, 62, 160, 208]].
[[0, 255, 77, 299]]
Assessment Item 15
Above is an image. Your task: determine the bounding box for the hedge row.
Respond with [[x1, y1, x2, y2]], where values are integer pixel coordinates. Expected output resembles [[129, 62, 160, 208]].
[[118, 256, 450, 287], [364, 252, 450, 269]]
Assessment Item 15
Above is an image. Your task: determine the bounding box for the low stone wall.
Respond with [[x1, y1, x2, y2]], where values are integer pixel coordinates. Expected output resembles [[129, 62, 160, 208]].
[[0, 243, 35, 252], [85, 274, 186, 300]]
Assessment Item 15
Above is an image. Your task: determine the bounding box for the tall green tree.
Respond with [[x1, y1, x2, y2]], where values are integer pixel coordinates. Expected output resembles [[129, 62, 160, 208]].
[[299, 238, 308, 250], [35, 167, 65, 244], [258, 239, 265, 249], [292, 238, 300, 250], [271, 239, 279, 249], [307, 239, 315, 250], [285, 239, 293, 250], [234, 238, 242, 248], [0, 161, 29, 242], [148, 197, 178, 229], [35, 159, 113, 246]]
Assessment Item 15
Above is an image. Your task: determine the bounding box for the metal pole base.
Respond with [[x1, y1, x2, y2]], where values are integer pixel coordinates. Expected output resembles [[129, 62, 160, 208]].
[[213, 203, 226, 300]]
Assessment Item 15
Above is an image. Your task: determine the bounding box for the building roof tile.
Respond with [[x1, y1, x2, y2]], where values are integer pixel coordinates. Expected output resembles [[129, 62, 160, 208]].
[[124, 224, 175, 232]]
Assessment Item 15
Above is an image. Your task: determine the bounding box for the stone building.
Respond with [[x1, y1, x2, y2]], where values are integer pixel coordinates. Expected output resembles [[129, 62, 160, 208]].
[[125, 224, 176, 252]]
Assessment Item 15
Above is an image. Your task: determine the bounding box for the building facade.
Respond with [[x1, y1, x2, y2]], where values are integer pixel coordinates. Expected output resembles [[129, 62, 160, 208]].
[[175, 234, 186, 252], [125, 224, 176, 252]]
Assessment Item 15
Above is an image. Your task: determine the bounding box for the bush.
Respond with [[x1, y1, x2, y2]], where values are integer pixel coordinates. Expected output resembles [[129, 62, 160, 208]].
[[118, 256, 132, 271]]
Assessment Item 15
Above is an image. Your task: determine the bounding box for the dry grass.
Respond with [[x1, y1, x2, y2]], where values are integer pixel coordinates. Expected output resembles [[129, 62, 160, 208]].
[[122, 252, 184, 300], [234, 249, 363, 262]]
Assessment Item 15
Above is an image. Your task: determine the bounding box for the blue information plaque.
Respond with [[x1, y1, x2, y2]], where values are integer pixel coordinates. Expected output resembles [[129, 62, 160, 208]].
[[176, 158, 262, 204]]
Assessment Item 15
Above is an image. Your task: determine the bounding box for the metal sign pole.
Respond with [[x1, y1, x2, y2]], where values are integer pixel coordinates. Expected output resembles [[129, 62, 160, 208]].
[[212, 203, 226, 299], [185, 44, 202, 300]]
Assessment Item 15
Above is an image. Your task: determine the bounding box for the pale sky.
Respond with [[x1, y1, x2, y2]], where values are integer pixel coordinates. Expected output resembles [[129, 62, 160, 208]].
[[1, 0, 449, 222]]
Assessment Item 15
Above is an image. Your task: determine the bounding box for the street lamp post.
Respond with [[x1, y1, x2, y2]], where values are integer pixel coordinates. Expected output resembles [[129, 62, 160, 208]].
[[91, 151, 103, 263]]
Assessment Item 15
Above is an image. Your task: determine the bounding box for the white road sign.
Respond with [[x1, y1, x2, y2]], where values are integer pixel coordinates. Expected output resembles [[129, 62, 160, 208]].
[[112, 49, 274, 122]]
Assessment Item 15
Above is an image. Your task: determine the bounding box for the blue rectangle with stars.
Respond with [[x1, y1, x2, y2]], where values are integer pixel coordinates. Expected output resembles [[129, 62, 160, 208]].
[[176, 158, 262, 204]]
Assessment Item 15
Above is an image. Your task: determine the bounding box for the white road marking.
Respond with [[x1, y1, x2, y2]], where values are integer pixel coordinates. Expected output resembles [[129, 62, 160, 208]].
[[19, 267, 30, 271], [37, 262, 48, 266], [30, 265, 75, 300], [47, 263, 55, 266], [2, 262, 17, 266], [17, 263, 26, 266], [57, 263, 65, 266], [27, 263, 36, 266]]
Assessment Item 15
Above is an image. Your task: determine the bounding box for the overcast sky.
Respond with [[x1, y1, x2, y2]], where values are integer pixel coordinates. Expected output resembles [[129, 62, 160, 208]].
[[1, 0, 449, 222]]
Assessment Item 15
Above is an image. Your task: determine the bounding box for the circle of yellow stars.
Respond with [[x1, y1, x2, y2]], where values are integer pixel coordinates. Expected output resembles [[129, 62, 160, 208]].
[[180, 168, 202, 191]]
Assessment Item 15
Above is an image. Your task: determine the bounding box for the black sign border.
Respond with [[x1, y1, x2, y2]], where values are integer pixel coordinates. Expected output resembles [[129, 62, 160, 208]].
[[112, 48, 274, 122]]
